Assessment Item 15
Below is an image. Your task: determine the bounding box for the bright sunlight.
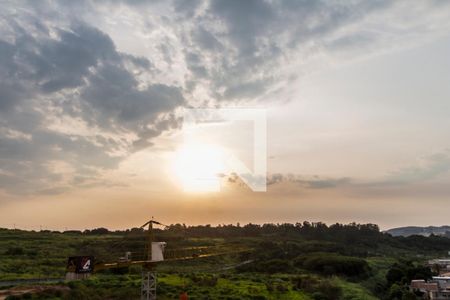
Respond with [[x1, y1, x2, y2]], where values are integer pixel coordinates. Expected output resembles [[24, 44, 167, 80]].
[[172, 143, 226, 192]]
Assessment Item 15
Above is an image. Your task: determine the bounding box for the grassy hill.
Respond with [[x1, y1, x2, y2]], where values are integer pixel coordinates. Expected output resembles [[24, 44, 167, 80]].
[[1, 222, 449, 299]]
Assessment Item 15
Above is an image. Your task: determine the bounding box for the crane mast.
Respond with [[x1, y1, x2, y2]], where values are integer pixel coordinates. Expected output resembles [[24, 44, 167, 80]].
[[140, 219, 160, 300]]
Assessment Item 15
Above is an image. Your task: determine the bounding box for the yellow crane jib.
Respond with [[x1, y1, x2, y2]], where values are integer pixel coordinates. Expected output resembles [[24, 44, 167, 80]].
[[65, 218, 252, 299]]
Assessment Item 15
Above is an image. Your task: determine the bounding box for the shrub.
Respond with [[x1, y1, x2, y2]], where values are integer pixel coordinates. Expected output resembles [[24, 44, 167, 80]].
[[5, 247, 24, 256], [265, 280, 288, 293], [238, 258, 293, 273], [298, 253, 369, 277], [189, 274, 218, 287]]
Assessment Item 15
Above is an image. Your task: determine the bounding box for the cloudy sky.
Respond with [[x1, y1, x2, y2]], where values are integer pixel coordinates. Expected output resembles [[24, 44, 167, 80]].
[[1, 0, 450, 230]]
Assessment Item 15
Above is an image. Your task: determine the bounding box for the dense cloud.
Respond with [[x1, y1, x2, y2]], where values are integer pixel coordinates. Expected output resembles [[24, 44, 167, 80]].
[[1, 0, 450, 195], [0, 15, 184, 194], [176, 0, 425, 101]]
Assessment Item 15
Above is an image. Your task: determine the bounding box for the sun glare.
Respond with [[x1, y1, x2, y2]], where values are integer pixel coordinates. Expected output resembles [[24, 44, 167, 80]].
[[173, 143, 226, 192]]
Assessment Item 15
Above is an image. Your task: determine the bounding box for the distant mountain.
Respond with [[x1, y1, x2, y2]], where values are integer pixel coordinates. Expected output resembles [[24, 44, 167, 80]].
[[385, 226, 450, 237]]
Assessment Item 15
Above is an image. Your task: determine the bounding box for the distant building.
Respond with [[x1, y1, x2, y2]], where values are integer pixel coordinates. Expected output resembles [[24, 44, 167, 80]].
[[411, 277, 450, 299], [429, 259, 450, 275]]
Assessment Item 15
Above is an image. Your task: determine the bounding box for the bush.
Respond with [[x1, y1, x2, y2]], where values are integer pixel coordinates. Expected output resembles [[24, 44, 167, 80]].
[[250, 296, 267, 300], [290, 275, 341, 299], [238, 259, 293, 273], [5, 247, 24, 255], [265, 280, 289, 293], [189, 274, 218, 287], [297, 253, 369, 277], [317, 281, 342, 300]]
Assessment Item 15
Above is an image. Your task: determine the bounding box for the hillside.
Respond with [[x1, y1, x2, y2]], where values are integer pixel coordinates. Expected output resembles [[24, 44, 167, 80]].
[[385, 226, 450, 237], [1, 222, 450, 299]]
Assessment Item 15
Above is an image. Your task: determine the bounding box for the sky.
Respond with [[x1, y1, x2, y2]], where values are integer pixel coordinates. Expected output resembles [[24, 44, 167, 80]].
[[1, 0, 450, 230]]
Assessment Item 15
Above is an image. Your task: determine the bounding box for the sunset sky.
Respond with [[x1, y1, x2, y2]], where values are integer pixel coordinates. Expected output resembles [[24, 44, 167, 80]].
[[1, 1, 450, 231]]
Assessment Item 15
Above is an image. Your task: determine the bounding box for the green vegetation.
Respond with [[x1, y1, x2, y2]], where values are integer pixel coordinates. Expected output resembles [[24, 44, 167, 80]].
[[1, 222, 450, 299]]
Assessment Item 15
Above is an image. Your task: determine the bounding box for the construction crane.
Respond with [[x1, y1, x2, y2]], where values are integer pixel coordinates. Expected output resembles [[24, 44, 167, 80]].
[[65, 218, 250, 300]]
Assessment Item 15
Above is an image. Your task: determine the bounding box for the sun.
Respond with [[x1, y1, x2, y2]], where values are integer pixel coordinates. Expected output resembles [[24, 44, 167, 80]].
[[172, 143, 226, 192]]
